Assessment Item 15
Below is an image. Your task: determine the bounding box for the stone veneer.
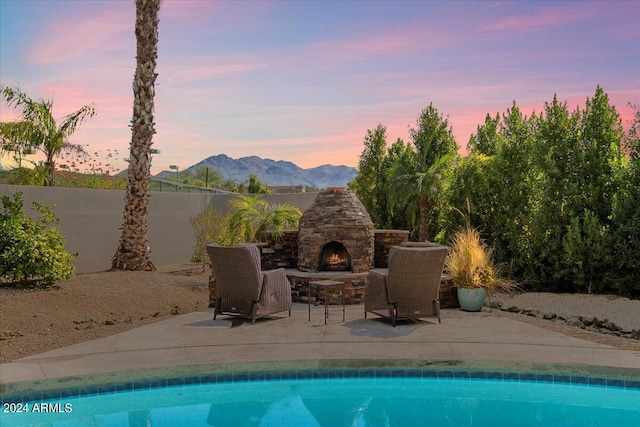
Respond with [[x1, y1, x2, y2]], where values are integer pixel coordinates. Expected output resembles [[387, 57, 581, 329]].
[[373, 230, 410, 268], [260, 231, 298, 270], [297, 188, 375, 273], [287, 271, 368, 305], [260, 230, 411, 271]]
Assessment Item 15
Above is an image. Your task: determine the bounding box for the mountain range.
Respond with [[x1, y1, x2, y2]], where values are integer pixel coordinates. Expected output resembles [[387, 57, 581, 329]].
[[155, 154, 357, 189]]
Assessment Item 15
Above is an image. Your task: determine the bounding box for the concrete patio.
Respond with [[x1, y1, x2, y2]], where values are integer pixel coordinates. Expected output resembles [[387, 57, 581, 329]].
[[2, 303, 639, 392]]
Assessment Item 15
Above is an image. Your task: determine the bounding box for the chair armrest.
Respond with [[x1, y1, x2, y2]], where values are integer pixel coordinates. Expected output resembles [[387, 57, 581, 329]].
[[261, 268, 292, 308], [365, 269, 391, 309]]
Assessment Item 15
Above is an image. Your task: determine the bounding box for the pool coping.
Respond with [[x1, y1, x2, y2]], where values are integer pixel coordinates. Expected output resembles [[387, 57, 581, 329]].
[[2, 359, 640, 404], [2, 305, 640, 404]]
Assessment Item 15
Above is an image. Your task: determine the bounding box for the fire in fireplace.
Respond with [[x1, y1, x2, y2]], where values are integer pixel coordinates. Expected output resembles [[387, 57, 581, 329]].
[[319, 241, 352, 271]]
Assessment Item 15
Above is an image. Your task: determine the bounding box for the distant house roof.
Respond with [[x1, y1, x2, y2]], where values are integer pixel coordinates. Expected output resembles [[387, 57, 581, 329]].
[[268, 185, 306, 194]]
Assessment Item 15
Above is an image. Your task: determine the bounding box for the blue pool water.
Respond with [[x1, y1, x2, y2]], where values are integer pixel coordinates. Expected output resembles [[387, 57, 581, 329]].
[[2, 375, 639, 426]]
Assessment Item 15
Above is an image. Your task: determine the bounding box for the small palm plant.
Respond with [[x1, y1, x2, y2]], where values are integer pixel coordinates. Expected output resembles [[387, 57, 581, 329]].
[[226, 195, 302, 244]]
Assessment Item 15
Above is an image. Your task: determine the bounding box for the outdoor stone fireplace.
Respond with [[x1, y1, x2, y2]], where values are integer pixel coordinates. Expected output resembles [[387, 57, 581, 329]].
[[297, 187, 375, 273], [209, 188, 460, 307]]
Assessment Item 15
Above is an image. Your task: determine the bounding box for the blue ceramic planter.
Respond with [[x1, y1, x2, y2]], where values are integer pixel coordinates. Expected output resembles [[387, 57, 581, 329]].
[[457, 288, 486, 312]]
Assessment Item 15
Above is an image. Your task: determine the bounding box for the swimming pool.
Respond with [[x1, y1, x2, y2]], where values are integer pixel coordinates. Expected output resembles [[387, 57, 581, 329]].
[[2, 367, 640, 426]]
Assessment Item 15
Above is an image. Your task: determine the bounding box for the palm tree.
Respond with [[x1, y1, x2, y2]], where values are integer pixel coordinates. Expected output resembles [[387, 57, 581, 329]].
[[0, 86, 95, 186], [247, 174, 271, 194], [227, 195, 302, 243], [388, 104, 457, 241], [387, 148, 453, 241], [111, 0, 161, 271]]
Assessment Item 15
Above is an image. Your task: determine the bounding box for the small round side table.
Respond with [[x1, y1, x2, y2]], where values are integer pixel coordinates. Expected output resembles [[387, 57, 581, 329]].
[[308, 279, 346, 324]]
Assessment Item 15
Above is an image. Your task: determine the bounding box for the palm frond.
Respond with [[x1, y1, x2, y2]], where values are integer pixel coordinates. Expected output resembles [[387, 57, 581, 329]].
[[0, 121, 38, 155], [58, 105, 96, 138], [226, 195, 302, 242]]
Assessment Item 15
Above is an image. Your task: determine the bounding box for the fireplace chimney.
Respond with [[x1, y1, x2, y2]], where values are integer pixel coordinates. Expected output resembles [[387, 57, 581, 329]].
[[297, 188, 375, 273]]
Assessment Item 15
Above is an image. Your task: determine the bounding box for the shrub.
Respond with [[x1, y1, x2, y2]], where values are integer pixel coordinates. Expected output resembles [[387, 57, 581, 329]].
[[54, 170, 126, 190], [4, 165, 48, 186], [189, 205, 232, 268], [0, 192, 75, 286], [562, 210, 611, 294]]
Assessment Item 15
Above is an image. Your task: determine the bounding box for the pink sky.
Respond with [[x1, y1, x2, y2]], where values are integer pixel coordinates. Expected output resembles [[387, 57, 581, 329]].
[[1, 0, 638, 174]]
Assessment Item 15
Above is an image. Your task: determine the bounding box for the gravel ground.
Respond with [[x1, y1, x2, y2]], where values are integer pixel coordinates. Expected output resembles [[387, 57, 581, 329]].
[[489, 292, 640, 332], [489, 291, 640, 352], [0, 263, 210, 363], [1, 265, 639, 363]]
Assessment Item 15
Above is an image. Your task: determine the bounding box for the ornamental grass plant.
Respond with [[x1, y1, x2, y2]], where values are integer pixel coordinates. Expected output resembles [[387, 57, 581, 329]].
[[446, 226, 516, 293]]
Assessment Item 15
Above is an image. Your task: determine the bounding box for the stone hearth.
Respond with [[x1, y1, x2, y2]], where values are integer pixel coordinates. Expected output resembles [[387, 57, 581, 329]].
[[297, 188, 375, 273]]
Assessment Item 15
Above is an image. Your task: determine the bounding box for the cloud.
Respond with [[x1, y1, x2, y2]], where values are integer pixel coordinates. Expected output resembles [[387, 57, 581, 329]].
[[297, 22, 457, 65], [27, 8, 132, 65], [164, 55, 269, 84], [306, 32, 414, 61], [26, 80, 128, 120], [160, 0, 273, 36], [479, 2, 602, 32]]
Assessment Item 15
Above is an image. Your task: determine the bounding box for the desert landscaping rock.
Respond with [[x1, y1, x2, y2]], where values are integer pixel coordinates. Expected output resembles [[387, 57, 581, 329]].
[[566, 317, 586, 328], [491, 291, 640, 344], [491, 292, 639, 332]]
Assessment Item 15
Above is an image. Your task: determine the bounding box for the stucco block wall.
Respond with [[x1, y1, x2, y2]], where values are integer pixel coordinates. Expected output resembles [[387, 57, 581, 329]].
[[0, 185, 318, 274]]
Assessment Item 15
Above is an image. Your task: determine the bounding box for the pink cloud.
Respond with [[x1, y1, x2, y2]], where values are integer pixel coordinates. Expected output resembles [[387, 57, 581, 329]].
[[308, 32, 414, 60], [479, 3, 603, 32], [297, 21, 459, 65], [27, 8, 132, 65], [165, 55, 269, 83], [160, 0, 274, 36], [29, 80, 129, 122]]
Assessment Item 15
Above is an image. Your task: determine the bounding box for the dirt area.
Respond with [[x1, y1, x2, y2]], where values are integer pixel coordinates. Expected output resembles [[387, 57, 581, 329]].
[[0, 263, 210, 363], [1, 264, 639, 364]]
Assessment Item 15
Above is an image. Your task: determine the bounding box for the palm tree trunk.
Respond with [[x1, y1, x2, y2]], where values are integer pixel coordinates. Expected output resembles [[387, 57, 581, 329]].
[[111, 0, 160, 271], [45, 156, 55, 187], [418, 196, 431, 241]]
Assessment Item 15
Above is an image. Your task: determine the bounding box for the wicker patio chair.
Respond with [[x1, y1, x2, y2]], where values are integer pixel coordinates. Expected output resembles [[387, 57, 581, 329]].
[[364, 245, 448, 326], [206, 243, 292, 324]]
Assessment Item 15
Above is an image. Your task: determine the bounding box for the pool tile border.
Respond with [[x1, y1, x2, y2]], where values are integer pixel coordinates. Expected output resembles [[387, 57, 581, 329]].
[[2, 364, 640, 405]]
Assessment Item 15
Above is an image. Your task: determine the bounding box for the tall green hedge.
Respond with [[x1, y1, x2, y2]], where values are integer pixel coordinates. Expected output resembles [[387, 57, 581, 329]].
[[440, 87, 639, 297], [351, 87, 638, 296]]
